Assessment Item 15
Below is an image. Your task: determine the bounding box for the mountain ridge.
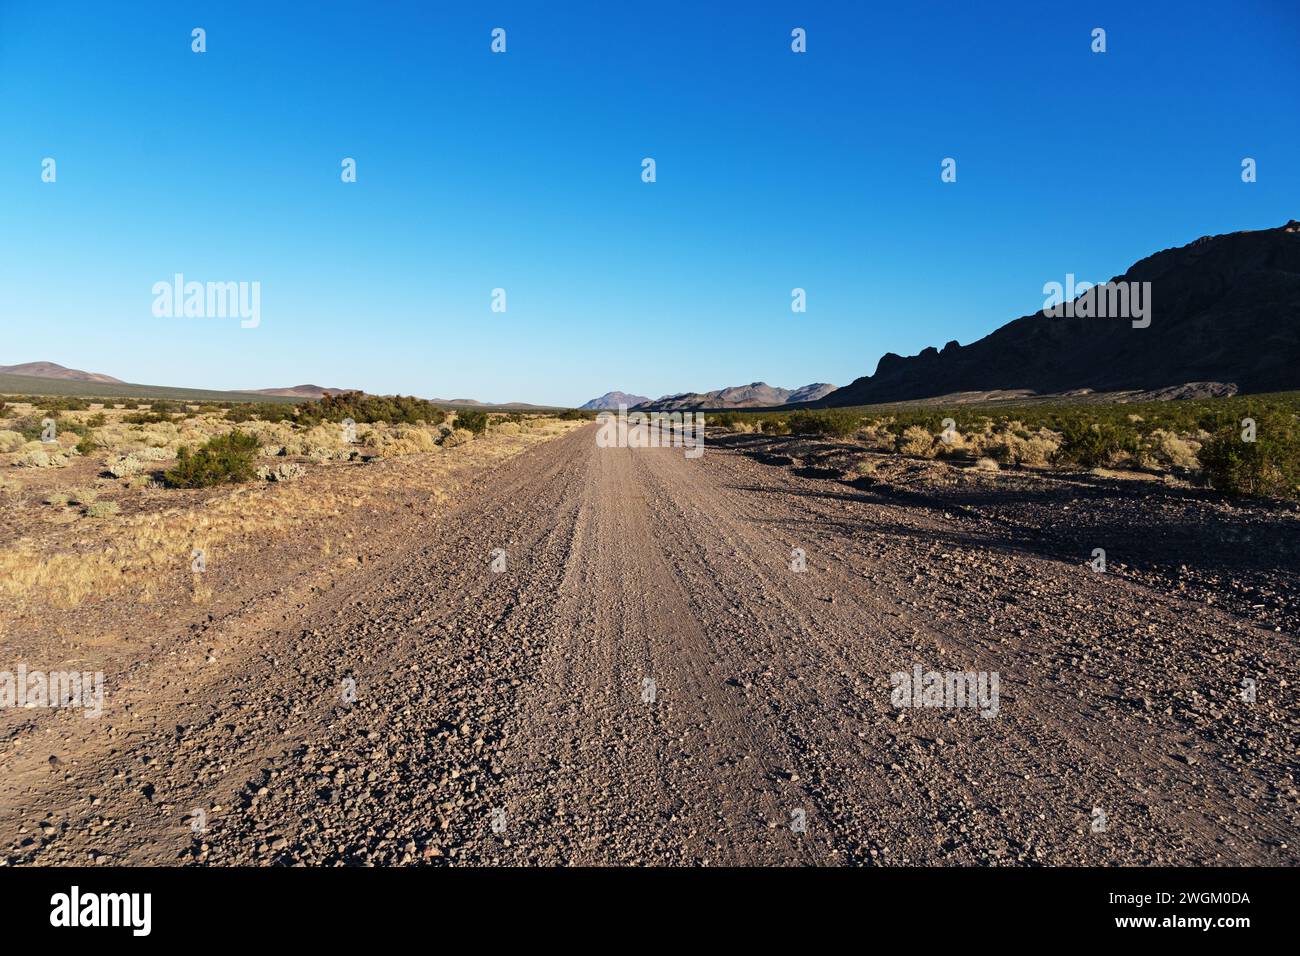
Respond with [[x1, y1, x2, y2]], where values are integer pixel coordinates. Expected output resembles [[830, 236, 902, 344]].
[[813, 219, 1300, 408]]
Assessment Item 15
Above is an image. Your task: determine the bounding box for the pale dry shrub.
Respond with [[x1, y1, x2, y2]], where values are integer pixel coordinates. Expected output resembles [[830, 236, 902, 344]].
[[68, 487, 99, 505], [388, 426, 438, 453], [85, 500, 120, 519], [974, 457, 1000, 471], [15, 448, 69, 468], [898, 425, 937, 458], [984, 423, 1060, 466], [257, 462, 307, 482], [137, 422, 180, 448], [440, 428, 474, 448], [0, 431, 25, 453], [1144, 429, 1200, 470], [856, 420, 897, 452], [107, 454, 146, 478], [299, 423, 350, 460], [934, 430, 971, 458]]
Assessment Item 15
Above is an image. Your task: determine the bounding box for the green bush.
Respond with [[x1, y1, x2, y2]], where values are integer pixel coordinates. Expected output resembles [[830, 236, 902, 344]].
[[454, 408, 489, 435], [785, 409, 861, 439], [712, 412, 742, 429], [225, 402, 298, 424], [13, 415, 48, 441], [40, 397, 91, 412], [300, 391, 448, 427], [163, 431, 259, 488], [1199, 413, 1300, 499], [1056, 421, 1137, 468]]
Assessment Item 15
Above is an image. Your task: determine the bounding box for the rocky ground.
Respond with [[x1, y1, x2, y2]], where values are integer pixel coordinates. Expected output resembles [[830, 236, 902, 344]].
[[2, 424, 1296, 866]]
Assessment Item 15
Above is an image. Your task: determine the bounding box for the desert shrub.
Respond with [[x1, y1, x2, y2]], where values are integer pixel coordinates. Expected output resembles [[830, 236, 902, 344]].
[[1056, 421, 1137, 469], [985, 424, 1060, 466], [68, 487, 99, 505], [440, 428, 474, 448], [84, 500, 120, 519], [557, 409, 595, 421], [1143, 429, 1199, 471], [225, 402, 298, 424], [40, 397, 91, 412], [1198, 414, 1300, 499], [712, 412, 741, 429], [124, 411, 174, 425], [298, 392, 448, 427], [0, 431, 24, 453], [257, 462, 307, 482], [382, 426, 440, 456], [107, 454, 146, 478], [857, 421, 896, 452], [163, 431, 259, 488], [44, 491, 71, 507], [785, 409, 861, 439], [974, 457, 1000, 471], [453, 408, 489, 435], [14, 448, 68, 468], [759, 418, 791, 436], [898, 425, 937, 458], [13, 416, 49, 442]]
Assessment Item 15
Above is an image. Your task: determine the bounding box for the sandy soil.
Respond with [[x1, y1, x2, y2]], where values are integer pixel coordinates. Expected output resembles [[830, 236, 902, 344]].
[[2, 424, 1296, 866]]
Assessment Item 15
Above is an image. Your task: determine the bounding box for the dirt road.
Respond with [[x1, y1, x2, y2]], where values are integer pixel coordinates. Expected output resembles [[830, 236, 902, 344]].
[[4, 424, 1297, 866]]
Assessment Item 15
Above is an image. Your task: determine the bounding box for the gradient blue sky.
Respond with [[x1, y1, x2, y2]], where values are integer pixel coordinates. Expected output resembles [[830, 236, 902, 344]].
[[3, 1, 1298, 405]]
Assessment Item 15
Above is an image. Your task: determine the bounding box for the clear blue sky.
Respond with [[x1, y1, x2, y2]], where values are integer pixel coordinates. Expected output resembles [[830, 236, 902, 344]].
[[3, 0, 1297, 405]]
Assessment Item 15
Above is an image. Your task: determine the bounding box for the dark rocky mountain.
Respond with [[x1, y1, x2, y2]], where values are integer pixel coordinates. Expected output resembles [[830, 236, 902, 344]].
[[816, 220, 1300, 407]]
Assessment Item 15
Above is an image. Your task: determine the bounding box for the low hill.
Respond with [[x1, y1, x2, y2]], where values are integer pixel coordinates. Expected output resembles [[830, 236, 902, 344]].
[[580, 391, 652, 410], [0, 361, 124, 384]]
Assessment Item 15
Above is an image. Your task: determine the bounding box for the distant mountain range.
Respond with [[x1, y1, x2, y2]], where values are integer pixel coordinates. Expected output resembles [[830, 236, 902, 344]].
[[0, 363, 547, 408], [584, 382, 837, 410], [813, 219, 1300, 408]]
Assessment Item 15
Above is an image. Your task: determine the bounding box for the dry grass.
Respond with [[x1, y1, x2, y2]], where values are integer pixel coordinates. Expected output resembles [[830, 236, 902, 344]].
[[0, 404, 578, 607]]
